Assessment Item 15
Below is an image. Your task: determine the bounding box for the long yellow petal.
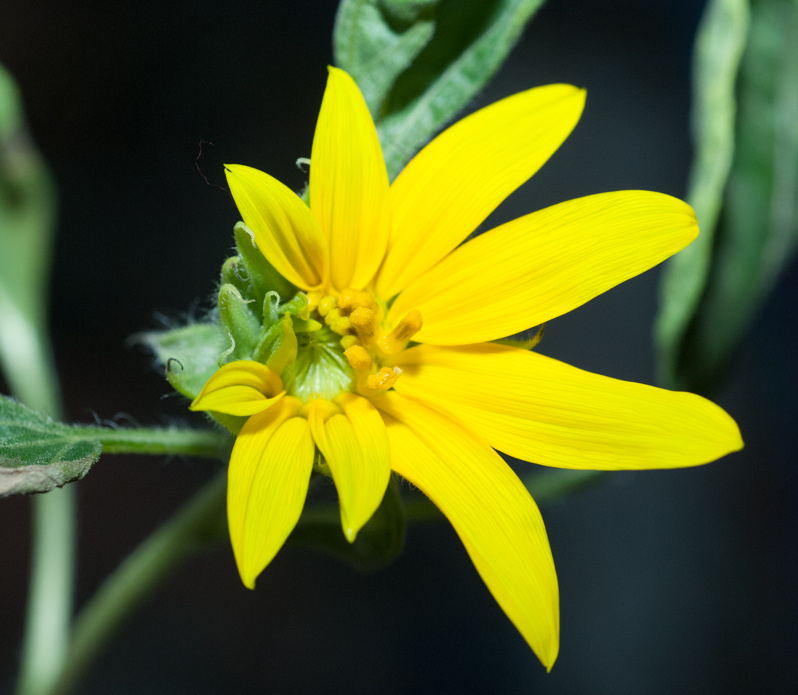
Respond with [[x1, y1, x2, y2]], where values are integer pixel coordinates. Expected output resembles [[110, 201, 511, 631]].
[[189, 360, 284, 417], [308, 395, 391, 542], [225, 164, 326, 290], [375, 84, 586, 299], [310, 67, 390, 291], [394, 343, 743, 469], [227, 398, 314, 588], [387, 191, 698, 345], [376, 392, 559, 669]]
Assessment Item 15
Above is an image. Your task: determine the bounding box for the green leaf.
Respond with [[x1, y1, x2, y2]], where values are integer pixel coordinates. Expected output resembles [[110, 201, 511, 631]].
[[289, 476, 406, 570], [0, 63, 60, 414], [334, 0, 546, 180], [334, 0, 439, 118], [0, 395, 101, 497], [376, 0, 546, 179], [656, 0, 749, 388], [658, 0, 798, 390]]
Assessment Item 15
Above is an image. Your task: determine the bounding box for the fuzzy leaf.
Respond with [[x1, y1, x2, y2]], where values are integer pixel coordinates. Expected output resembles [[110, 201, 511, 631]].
[[376, 0, 546, 179], [658, 0, 798, 390], [334, 0, 439, 117], [656, 0, 749, 388], [0, 396, 101, 497]]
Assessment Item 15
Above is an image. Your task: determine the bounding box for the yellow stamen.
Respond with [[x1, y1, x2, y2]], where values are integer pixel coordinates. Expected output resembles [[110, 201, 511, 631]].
[[344, 345, 372, 371], [367, 366, 402, 391], [378, 309, 423, 355], [329, 316, 352, 335], [338, 288, 377, 311], [324, 307, 343, 326], [349, 306, 377, 340], [317, 295, 337, 317], [339, 335, 358, 350]]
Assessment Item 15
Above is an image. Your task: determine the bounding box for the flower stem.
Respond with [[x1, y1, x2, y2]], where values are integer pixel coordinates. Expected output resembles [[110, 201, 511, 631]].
[[50, 472, 228, 695], [91, 425, 231, 458]]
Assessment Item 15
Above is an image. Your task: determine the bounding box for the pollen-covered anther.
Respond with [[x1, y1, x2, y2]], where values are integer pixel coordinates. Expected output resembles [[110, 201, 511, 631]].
[[344, 344, 372, 372], [367, 366, 402, 391], [349, 306, 377, 340], [379, 309, 423, 355], [337, 288, 376, 311], [317, 295, 338, 317]]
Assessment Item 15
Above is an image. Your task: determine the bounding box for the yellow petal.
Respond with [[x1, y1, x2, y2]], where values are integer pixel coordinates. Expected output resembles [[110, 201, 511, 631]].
[[376, 392, 559, 669], [189, 360, 284, 417], [388, 191, 699, 345], [227, 399, 314, 588], [394, 343, 743, 469], [308, 395, 391, 542], [225, 164, 327, 290], [376, 84, 586, 299], [310, 67, 391, 291]]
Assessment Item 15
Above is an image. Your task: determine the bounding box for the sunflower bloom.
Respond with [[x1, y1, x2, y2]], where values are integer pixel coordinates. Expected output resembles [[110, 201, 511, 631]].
[[190, 67, 743, 669]]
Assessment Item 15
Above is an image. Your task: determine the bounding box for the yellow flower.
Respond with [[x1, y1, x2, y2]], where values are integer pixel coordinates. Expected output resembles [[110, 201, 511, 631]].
[[190, 67, 743, 670]]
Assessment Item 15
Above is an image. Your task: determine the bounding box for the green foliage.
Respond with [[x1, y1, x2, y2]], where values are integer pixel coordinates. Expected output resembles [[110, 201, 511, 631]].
[[334, 0, 546, 179], [0, 396, 101, 497], [657, 0, 798, 391], [0, 64, 60, 414]]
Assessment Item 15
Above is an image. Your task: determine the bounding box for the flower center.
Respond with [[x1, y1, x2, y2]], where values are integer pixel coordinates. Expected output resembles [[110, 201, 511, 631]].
[[287, 288, 422, 402]]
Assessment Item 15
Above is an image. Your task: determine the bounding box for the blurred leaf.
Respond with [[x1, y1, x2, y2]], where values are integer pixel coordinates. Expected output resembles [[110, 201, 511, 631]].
[[659, 0, 798, 391], [289, 476, 406, 570], [336, 0, 546, 180], [656, 0, 749, 388], [334, 0, 439, 116], [0, 395, 100, 497], [0, 64, 60, 413]]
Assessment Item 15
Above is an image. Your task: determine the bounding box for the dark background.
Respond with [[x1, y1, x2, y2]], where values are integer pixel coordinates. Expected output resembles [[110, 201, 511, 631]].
[[1, 0, 796, 692]]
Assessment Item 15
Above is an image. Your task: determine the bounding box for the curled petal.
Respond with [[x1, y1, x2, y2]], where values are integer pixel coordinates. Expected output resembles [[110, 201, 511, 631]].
[[190, 360, 284, 417]]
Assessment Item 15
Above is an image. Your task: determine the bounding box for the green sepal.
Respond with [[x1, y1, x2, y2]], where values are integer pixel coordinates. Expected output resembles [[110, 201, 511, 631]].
[[218, 283, 261, 364], [254, 313, 298, 377], [220, 256, 251, 303], [0, 395, 100, 496], [233, 221, 295, 302], [289, 475, 406, 570]]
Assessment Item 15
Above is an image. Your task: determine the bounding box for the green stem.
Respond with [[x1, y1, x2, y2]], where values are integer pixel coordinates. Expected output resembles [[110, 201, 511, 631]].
[[90, 425, 231, 458], [51, 472, 228, 695], [6, 315, 74, 695], [17, 488, 76, 695]]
